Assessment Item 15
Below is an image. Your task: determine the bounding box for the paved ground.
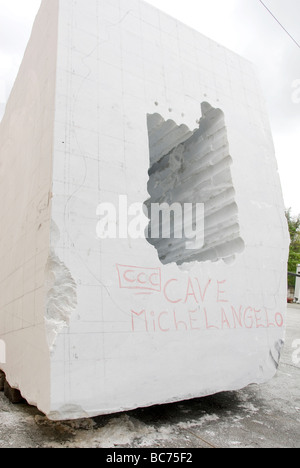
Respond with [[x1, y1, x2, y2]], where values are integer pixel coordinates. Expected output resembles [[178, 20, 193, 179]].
[[0, 306, 299, 448]]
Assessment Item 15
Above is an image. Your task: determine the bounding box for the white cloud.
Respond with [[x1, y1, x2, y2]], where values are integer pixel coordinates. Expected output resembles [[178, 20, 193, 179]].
[[0, 78, 6, 103], [0, 0, 41, 22], [0, 52, 13, 74], [145, 0, 239, 47]]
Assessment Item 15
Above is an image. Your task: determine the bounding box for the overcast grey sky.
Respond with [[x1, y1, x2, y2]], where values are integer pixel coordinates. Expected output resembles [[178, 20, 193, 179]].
[[0, 0, 299, 213]]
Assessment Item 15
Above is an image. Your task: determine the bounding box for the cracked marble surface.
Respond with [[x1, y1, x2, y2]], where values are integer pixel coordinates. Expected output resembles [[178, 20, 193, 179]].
[[0, 307, 299, 449]]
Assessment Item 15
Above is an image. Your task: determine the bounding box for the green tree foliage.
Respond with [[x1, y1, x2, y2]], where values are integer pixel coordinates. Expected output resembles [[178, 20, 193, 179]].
[[286, 209, 300, 288]]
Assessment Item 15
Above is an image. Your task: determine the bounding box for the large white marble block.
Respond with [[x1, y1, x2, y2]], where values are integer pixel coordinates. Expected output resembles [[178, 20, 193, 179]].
[[0, 0, 289, 420]]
